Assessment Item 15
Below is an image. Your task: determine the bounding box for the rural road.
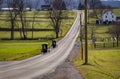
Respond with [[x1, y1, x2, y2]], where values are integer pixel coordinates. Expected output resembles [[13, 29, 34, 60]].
[[0, 11, 83, 79]]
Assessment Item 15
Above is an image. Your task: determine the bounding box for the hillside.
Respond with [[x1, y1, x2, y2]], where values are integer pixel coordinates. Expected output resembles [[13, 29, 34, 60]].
[[102, 1, 120, 8]]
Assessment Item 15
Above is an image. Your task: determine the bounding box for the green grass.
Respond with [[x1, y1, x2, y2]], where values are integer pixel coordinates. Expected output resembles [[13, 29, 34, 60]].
[[75, 9, 120, 79], [0, 11, 76, 61], [0, 40, 50, 61], [0, 31, 55, 39], [0, 11, 76, 39], [74, 47, 120, 79], [113, 9, 120, 16], [87, 9, 120, 39], [87, 24, 111, 39]]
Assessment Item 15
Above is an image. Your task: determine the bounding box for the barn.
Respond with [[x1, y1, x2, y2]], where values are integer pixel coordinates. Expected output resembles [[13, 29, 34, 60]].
[[101, 10, 116, 24]]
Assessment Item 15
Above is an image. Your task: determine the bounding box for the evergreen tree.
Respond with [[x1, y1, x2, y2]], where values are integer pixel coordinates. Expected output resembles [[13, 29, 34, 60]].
[[78, 2, 84, 10]]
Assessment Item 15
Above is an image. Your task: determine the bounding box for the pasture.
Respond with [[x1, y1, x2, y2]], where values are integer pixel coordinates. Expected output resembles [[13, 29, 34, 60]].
[[74, 9, 120, 79], [74, 47, 120, 79], [0, 11, 76, 61]]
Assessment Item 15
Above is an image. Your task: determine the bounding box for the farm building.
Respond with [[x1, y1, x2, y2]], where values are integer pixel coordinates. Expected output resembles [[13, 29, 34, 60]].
[[1, 8, 30, 12], [101, 10, 117, 24], [41, 5, 51, 10]]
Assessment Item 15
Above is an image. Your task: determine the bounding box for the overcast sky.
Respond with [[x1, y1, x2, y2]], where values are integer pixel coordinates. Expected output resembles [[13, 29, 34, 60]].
[[101, 0, 120, 1]]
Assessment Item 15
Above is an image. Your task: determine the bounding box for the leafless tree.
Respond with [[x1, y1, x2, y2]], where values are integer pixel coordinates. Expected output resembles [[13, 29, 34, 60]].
[[89, 25, 96, 40], [48, 0, 66, 38], [26, 0, 33, 11], [29, 0, 40, 39], [0, 0, 3, 10], [0, 0, 3, 16], [108, 22, 120, 46], [89, 0, 104, 19], [98, 5, 112, 18], [90, 26, 96, 48], [6, 0, 28, 40], [7, 0, 19, 40], [65, 0, 72, 8], [17, 0, 28, 39]]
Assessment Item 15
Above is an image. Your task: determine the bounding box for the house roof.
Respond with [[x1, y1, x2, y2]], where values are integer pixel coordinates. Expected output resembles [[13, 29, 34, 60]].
[[103, 10, 114, 14]]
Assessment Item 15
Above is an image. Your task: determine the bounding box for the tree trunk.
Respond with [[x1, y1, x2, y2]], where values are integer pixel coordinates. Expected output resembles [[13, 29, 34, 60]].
[[11, 21, 14, 40], [55, 24, 59, 38], [94, 10, 98, 19], [81, 41, 83, 60], [32, 17, 35, 39], [56, 31, 59, 38], [20, 15, 26, 40], [21, 20, 26, 39], [32, 25, 34, 39], [20, 28, 22, 39], [117, 35, 119, 46]]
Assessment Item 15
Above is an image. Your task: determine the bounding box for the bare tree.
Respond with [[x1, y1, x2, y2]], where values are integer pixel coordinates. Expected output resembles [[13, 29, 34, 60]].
[[89, 26, 96, 40], [108, 22, 120, 46], [0, 0, 3, 16], [89, 0, 104, 19], [26, 0, 32, 11], [17, 0, 28, 39], [7, 0, 19, 40], [48, 0, 66, 38], [28, 0, 40, 39], [6, 0, 28, 40], [90, 26, 96, 48], [0, 0, 3, 10]]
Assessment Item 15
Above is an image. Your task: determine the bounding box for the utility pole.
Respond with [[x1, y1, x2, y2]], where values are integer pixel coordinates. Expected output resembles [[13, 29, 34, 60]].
[[84, 0, 88, 64]]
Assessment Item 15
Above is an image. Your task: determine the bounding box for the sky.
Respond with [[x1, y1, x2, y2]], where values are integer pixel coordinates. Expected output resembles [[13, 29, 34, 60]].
[[101, 0, 120, 1]]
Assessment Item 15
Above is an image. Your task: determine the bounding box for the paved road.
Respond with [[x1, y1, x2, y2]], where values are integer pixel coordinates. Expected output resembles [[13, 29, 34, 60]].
[[0, 11, 83, 79]]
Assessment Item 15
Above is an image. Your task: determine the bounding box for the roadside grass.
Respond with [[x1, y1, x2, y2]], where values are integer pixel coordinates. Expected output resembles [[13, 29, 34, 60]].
[[74, 47, 120, 79], [0, 40, 51, 61]]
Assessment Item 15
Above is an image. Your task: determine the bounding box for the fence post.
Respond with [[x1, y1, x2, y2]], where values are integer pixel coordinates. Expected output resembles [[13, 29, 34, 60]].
[[112, 37, 115, 47], [92, 38, 96, 48]]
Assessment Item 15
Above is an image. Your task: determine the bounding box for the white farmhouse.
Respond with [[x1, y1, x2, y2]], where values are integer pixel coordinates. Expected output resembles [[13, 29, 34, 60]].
[[101, 11, 116, 23]]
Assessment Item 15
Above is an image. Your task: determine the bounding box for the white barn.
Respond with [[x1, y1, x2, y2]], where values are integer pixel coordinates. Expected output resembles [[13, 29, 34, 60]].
[[101, 11, 116, 23]]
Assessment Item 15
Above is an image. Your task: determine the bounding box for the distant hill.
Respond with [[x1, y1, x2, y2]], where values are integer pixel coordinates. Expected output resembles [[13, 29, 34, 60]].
[[102, 1, 120, 8]]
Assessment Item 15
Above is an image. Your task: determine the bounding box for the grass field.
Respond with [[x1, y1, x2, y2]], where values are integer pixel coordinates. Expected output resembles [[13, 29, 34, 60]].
[[87, 8, 120, 40], [0, 11, 76, 39], [74, 9, 120, 79], [0, 40, 49, 61], [87, 24, 112, 39], [74, 47, 120, 79], [0, 11, 76, 61]]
